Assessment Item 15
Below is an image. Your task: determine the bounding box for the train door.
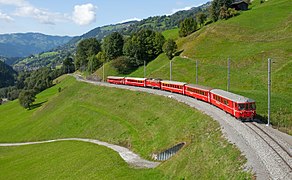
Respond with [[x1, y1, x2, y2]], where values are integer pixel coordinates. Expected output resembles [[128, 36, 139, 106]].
[[233, 102, 236, 116]]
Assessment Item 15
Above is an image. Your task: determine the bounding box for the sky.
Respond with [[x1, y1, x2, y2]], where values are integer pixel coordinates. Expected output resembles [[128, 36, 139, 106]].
[[0, 0, 209, 36]]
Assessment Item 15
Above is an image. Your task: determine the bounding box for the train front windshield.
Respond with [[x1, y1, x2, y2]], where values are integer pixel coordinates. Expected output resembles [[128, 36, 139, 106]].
[[238, 103, 256, 110]]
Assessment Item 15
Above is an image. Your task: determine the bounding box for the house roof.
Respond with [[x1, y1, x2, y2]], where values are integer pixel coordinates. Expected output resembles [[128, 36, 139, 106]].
[[231, 0, 248, 5]]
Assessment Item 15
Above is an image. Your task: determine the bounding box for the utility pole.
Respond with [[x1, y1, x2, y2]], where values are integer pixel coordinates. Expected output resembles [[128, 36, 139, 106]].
[[227, 58, 230, 91], [267, 58, 271, 126], [170, 60, 172, 81], [196, 60, 198, 84], [144, 60, 146, 78], [102, 62, 105, 82]]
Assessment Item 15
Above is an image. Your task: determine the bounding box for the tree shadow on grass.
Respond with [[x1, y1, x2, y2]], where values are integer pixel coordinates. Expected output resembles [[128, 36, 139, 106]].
[[30, 101, 47, 110], [175, 49, 184, 56]]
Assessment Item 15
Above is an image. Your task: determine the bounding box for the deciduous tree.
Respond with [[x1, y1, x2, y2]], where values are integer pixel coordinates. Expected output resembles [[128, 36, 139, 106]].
[[19, 90, 35, 109], [179, 17, 197, 37], [124, 29, 165, 66], [196, 12, 207, 27], [75, 38, 101, 71], [103, 32, 124, 60], [163, 39, 178, 60]]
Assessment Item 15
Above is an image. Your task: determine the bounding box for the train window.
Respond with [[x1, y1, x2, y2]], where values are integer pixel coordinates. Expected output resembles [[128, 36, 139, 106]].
[[250, 103, 256, 110], [238, 104, 245, 110], [224, 100, 229, 105]]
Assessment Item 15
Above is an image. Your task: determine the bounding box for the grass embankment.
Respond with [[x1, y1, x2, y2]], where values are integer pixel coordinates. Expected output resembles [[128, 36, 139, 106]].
[[0, 75, 251, 179], [128, 0, 292, 134], [0, 141, 162, 179]]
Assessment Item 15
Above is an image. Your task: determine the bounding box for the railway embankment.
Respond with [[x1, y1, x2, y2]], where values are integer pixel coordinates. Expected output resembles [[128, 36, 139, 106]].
[[74, 75, 292, 180]]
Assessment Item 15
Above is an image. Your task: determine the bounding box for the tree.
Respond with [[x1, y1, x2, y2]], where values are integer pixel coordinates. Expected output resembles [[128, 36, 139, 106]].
[[75, 38, 101, 71], [123, 29, 165, 66], [112, 56, 137, 74], [196, 12, 207, 27], [209, 0, 233, 22], [163, 39, 178, 60], [103, 32, 124, 60], [19, 90, 35, 109], [96, 51, 107, 63], [62, 56, 75, 73], [179, 17, 197, 37], [87, 55, 101, 73]]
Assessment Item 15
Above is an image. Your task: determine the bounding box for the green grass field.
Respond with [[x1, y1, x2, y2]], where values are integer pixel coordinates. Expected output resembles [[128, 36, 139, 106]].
[[0, 141, 164, 179], [126, 0, 292, 134], [0, 75, 251, 179]]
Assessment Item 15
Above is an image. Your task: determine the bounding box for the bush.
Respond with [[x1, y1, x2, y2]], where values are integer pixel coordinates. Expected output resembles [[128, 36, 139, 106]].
[[112, 56, 137, 74]]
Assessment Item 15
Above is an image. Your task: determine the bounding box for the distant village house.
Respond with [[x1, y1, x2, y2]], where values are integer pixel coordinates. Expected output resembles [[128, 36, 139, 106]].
[[231, 0, 249, 11]]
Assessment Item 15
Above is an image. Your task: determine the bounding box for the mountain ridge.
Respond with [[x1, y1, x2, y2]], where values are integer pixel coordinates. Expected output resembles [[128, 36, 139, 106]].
[[0, 33, 72, 58]]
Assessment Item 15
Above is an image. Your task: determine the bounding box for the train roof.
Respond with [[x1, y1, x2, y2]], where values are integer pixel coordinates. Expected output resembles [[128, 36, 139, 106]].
[[185, 84, 213, 91], [107, 76, 124, 79], [125, 77, 147, 81], [146, 78, 163, 81], [211, 89, 255, 103], [161, 80, 186, 86]]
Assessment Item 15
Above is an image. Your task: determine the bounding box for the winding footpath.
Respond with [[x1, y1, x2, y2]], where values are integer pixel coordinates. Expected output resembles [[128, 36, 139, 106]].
[[0, 138, 160, 168], [74, 75, 292, 180]]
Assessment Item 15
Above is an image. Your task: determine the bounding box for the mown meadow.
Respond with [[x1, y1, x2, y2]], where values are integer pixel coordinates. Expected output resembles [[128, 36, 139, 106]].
[[0, 75, 251, 179]]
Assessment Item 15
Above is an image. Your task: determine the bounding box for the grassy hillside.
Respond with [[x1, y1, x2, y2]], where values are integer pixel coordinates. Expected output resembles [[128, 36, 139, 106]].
[[0, 75, 251, 179], [126, 0, 292, 134], [0, 141, 163, 179]]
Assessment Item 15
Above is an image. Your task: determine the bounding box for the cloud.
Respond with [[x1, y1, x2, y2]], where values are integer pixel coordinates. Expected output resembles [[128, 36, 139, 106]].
[[118, 17, 141, 24], [14, 6, 69, 25], [171, 6, 192, 14], [0, 1, 97, 26], [0, 0, 70, 25], [0, 11, 14, 22], [170, 3, 204, 15], [0, 0, 28, 7], [72, 3, 96, 26]]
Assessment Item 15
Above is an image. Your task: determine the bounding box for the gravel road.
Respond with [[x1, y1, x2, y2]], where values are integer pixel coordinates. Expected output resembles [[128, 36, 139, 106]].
[[74, 75, 292, 180], [0, 138, 160, 169]]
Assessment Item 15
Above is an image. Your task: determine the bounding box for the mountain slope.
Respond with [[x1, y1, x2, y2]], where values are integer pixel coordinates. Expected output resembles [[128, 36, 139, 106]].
[[123, 0, 292, 133], [0, 61, 17, 88], [13, 2, 210, 71], [0, 33, 72, 57]]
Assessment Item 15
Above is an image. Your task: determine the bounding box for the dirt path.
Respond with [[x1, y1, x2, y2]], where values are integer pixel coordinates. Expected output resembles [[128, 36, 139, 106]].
[[0, 138, 160, 169]]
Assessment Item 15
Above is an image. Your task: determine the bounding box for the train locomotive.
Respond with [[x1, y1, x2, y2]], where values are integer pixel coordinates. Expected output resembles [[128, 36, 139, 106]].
[[107, 76, 256, 120]]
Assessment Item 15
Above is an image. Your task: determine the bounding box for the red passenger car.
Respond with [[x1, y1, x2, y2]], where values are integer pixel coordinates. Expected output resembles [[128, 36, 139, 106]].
[[210, 89, 256, 120], [160, 80, 186, 94], [124, 77, 147, 87], [107, 76, 125, 84], [184, 84, 213, 102], [145, 78, 162, 89]]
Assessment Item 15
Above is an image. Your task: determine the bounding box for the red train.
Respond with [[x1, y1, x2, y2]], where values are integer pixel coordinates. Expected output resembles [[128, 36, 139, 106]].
[[107, 76, 256, 120]]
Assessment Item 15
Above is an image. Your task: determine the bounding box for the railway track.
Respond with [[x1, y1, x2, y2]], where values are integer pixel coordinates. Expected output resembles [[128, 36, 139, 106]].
[[244, 122, 292, 176]]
